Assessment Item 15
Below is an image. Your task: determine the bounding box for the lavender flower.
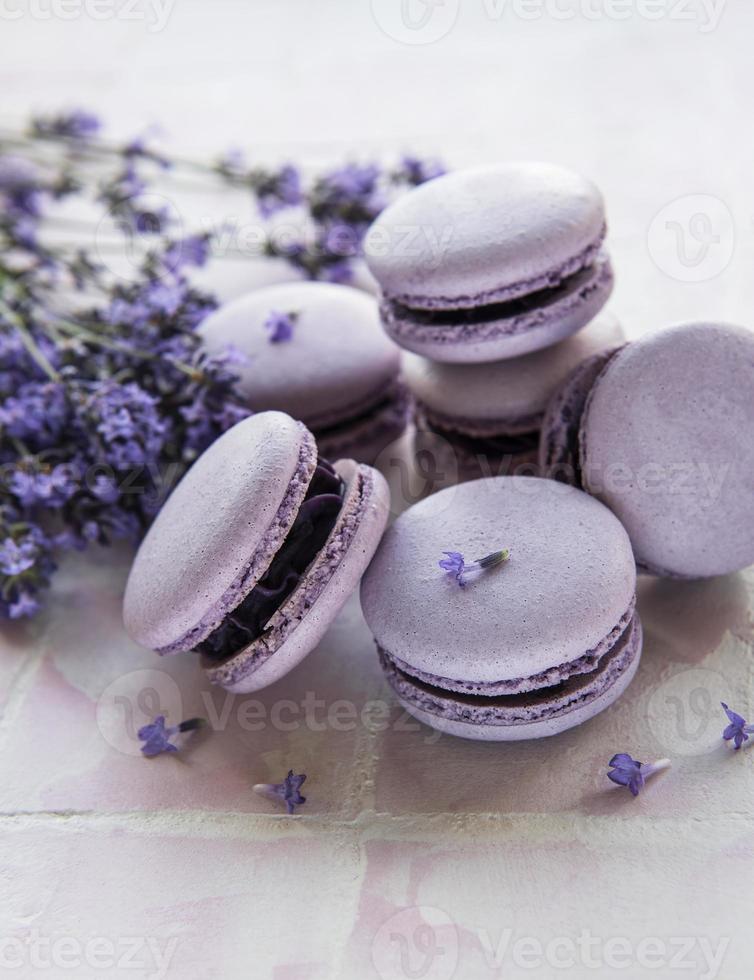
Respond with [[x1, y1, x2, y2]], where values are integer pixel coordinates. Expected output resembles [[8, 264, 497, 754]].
[[253, 164, 302, 218], [0, 536, 38, 576], [138, 715, 203, 757], [264, 310, 297, 344], [253, 770, 307, 814], [0, 520, 57, 618], [0, 107, 443, 620], [721, 703, 754, 750], [0, 154, 44, 217], [31, 109, 101, 141], [396, 155, 446, 186], [161, 234, 211, 273], [439, 549, 510, 587], [8, 591, 39, 619], [607, 754, 671, 797]]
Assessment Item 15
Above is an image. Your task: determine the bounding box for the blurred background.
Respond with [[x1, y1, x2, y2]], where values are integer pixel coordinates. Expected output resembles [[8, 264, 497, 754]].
[[3, 0, 749, 334]]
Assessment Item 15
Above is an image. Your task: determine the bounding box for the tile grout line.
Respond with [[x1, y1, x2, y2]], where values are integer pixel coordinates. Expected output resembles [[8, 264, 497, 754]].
[[1, 807, 753, 843]]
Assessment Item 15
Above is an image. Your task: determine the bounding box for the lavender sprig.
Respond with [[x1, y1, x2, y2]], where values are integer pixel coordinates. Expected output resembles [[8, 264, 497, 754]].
[[0, 107, 443, 619]]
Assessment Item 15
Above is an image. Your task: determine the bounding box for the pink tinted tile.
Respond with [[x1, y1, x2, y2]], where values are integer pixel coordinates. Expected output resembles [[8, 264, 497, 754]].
[[0, 550, 384, 819], [0, 617, 43, 713], [344, 824, 753, 980], [0, 823, 359, 979]]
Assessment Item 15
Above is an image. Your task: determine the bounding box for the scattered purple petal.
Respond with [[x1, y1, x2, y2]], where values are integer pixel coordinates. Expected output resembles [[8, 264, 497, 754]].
[[721, 703, 754, 750], [138, 715, 203, 757], [607, 754, 671, 796], [253, 770, 307, 814]]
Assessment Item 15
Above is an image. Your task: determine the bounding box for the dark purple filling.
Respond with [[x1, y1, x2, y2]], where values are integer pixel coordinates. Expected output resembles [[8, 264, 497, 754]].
[[312, 380, 410, 444], [389, 263, 597, 327], [197, 459, 345, 661], [431, 423, 540, 457]]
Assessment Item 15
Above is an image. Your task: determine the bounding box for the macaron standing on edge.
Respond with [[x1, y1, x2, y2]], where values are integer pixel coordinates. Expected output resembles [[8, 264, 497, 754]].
[[540, 321, 754, 579], [405, 311, 625, 482], [361, 477, 642, 741], [364, 162, 614, 364], [123, 412, 390, 693], [199, 281, 410, 464]]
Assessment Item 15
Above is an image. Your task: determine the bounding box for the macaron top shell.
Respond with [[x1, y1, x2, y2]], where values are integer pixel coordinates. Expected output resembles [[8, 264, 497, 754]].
[[198, 282, 400, 426], [404, 312, 624, 424], [581, 321, 754, 578], [360, 477, 635, 684], [123, 412, 315, 654], [364, 162, 606, 308]]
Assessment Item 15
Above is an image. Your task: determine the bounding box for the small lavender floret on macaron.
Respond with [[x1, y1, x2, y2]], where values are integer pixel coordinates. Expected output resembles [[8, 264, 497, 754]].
[[264, 309, 298, 343], [198, 282, 410, 464], [439, 549, 509, 587], [607, 754, 671, 797], [539, 321, 754, 578], [364, 161, 614, 364], [123, 412, 390, 694], [361, 477, 642, 742]]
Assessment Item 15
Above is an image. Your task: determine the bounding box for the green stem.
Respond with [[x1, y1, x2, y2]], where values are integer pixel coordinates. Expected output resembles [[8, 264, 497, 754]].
[[0, 299, 61, 383], [52, 318, 199, 378]]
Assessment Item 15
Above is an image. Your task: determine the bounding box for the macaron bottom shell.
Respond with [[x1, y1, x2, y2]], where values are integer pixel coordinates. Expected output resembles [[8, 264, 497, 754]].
[[379, 252, 614, 364], [379, 614, 642, 741]]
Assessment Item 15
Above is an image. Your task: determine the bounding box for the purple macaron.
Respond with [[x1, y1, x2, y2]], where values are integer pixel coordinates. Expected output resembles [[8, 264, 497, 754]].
[[364, 162, 613, 364], [360, 477, 641, 740], [198, 282, 409, 464], [404, 311, 624, 482], [540, 321, 754, 579], [124, 412, 390, 693]]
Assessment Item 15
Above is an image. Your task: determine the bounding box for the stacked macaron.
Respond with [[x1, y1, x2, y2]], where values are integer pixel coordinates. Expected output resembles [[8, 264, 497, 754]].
[[364, 162, 622, 481], [199, 282, 409, 465]]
